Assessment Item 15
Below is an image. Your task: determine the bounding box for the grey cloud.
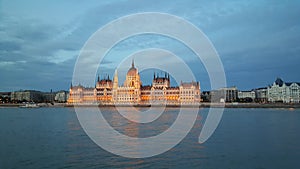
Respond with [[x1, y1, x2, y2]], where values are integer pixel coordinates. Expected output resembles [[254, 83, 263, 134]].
[[1, 0, 300, 91], [0, 41, 21, 52]]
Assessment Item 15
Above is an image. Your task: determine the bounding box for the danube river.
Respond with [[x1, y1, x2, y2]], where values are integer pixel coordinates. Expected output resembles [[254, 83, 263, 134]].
[[0, 107, 299, 169]]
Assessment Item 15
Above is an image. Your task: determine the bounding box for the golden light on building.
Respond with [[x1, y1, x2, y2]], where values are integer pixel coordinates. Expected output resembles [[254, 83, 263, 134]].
[[68, 60, 201, 105]]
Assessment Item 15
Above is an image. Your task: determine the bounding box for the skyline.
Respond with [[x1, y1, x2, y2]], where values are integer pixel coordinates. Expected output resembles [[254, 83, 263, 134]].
[[1, 0, 300, 92]]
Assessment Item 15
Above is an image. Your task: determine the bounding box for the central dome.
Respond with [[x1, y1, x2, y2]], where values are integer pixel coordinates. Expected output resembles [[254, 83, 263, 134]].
[[127, 60, 137, 76]]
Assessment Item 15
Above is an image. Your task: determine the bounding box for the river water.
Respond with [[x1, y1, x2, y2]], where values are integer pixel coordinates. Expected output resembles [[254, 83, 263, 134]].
[[0, 107, 299, 169]]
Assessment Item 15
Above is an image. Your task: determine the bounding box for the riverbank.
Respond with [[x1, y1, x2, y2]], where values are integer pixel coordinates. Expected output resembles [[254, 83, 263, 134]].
[[0, 103, 67, 108], [202, 103, 300, 108], [67, 103, 300, 108], [1, 102, 300, 108]]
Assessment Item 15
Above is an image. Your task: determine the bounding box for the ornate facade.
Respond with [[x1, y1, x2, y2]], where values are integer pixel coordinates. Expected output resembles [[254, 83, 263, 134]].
[[68, 61, 201, 105], [267, 78, 300, 103]]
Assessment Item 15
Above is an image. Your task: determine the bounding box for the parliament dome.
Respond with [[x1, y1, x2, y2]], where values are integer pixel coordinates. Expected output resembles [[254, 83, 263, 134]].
[[127, 60, 137, 76]]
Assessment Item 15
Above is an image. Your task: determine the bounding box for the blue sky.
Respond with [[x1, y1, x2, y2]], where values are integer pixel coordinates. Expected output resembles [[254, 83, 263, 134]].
[[0, 0, 299, 92]]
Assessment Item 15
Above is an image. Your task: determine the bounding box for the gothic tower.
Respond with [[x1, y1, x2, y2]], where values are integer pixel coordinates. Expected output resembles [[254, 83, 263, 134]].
[[113, 70, 118, 89], [113, 70, 118, 102]]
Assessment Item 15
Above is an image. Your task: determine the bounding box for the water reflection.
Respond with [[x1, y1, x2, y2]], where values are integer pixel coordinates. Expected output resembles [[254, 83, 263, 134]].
[[101, 107, 179, 138]]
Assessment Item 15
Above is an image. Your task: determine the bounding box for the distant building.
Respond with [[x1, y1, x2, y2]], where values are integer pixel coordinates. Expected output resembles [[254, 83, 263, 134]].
[[201, 91, 210, 102], [238, 90, 255, 102], [10, 90, 64, 103], [11, 90, 43, 102], [0, 92, 11, 103], [254, 87, 268, 103], [210, 86, 238, 102], [267, 78, 300, 103], [68, 60, 201, 105], [43, 92, 55, 103], [55, 91, 69, 103]]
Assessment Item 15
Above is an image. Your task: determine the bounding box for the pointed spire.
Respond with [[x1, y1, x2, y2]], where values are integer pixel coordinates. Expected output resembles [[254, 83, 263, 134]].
[[113, 69, 118, 88], [114, 69, 118, 78], [168, 73, 170, 80], [132, 59, 135, 68], [165, 72, 167, 78], [70, 83, 73, 88], [108, 74, 110, 80], [154, 72, 156, 79], [97, 74, 100, 82]]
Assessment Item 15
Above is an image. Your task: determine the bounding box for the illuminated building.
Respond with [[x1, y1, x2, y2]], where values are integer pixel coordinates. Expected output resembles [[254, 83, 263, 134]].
[[68, 60, 201, 105]]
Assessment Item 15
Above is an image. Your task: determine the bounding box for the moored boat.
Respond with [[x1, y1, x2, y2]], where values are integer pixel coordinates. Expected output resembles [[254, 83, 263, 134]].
[[19, 103, 40, 108]]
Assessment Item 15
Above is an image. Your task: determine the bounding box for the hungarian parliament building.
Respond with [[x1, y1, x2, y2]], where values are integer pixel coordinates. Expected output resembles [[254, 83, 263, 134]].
[[68, 61, 201, 105]]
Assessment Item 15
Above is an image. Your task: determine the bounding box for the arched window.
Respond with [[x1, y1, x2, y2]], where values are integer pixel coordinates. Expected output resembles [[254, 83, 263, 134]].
[[130, 81, 134, 87]]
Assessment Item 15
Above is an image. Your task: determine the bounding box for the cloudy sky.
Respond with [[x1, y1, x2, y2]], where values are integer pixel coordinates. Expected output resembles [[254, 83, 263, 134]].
[[0, 0, 299, 92]]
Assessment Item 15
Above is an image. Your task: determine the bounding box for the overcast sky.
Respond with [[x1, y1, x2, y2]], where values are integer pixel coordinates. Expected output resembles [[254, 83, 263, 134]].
[[0, 0, 299, 92]]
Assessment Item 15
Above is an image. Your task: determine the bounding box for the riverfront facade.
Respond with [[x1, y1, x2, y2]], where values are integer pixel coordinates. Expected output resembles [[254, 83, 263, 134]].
[[268, 78, 300, 103], [67, 61, 201, 105]]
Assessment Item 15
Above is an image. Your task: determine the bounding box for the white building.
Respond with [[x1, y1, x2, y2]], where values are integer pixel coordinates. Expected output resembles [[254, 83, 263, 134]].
[[267, 78, 300, 103], [254, 87, 268, 103], [55, 91, 69, 103], [238, 91, 255, 100], [210, 86, 238, 102]]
